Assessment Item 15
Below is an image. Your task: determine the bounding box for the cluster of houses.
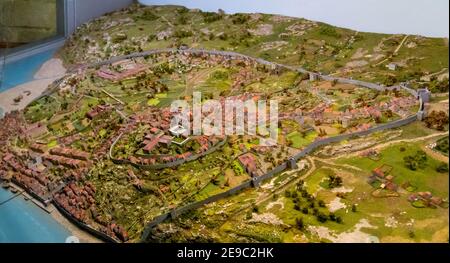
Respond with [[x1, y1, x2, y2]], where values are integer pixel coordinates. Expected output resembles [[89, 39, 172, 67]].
[[53, 181, 129, 242], [49, 147, 90, 161], [96, 59, 148, 82], [238, 153, 263, 177], [368, 165, 398, 192], [359, 149, 380, 160], [141, 127, 179, 154], [154, 52, 277, 100], [43, 152, 88, 169], [19, 125, 131, 242], [2, 152, 50, 200], [86, 104, 113, 120], [306, 93, 417, 130], [408, 191, 445, 208], [30, 144, 92, 170], [231, 68, 262, 91], [1, 131, 97, 204], [129, 134, 223, 166], [132, 107, 172, 131], [0, 111, 27, 150], [118, 107, 225, 166]]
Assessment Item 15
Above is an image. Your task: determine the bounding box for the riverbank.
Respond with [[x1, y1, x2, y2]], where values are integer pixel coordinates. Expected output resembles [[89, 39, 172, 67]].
[[0, 185, 69, 243], [0, 53, 103, 242], [0, 182, 102, 243], [0, 58, 66, 114], [48, 203, 103, 243]]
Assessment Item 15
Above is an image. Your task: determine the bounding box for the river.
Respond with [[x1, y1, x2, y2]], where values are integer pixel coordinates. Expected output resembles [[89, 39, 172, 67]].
[[0, 46, 72, 242], [0, 187, 72, 243]]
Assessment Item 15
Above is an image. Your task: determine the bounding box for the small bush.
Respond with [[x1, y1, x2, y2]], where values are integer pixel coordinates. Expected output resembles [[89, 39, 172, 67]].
[[202, 12, 223, 23], [319, 25, 341, 38], [140, 10, 158, 21], [231, 13, 250, 24]]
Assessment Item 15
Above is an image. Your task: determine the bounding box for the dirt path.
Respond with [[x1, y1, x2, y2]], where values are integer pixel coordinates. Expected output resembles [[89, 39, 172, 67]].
[[394, 35, 409, 55], [374, 35, 409, 66], [160, 15, 174, 28], [312, 157, 363, 172], [327, 131, 449, 161], [421, 144, 449, 163]]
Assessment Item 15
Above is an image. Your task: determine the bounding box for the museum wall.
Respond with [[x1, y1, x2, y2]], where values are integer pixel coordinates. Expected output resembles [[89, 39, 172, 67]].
[[72, 0, 135, 29], [0, 0, 57, 48]]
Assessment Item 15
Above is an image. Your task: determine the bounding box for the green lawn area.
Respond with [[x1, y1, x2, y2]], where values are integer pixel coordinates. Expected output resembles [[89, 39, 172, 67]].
[[435, 137, 449, 156], [195, 174, 226, 201], [287, 131, 318, 148], [399, 122, 437, 140], [155, 93, 168, 99], [304, 168, 335, 194], [25, 96, 60, 123], [147, 98, 160, 106], [232, 160, 245, 176], [47, 140, 58, 148], [336, 142, 449, 197]]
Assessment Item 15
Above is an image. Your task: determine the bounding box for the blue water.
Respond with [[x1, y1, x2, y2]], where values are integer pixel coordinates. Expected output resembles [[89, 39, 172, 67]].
[[0, 188, 72, 243], [0, 48, 57, 93], [0, 48, 73, 242]]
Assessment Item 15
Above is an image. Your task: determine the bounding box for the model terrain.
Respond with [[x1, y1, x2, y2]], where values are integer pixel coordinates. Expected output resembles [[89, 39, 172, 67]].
[[0, 4, 448, 243]]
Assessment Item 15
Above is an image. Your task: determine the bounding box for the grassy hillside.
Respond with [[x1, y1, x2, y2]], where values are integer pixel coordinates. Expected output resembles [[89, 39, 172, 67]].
[[59, 3, 448, 90]]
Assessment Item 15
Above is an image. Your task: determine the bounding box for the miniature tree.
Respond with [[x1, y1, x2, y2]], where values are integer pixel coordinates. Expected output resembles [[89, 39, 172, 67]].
[[251, 203, 259, 213], [318, 200, 326, 207], [436, 162, 449, 173], [295, 217, 305, 230]]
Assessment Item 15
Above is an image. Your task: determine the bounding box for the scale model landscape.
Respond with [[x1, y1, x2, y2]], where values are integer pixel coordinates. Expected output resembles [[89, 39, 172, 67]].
[[0, 4, 448, 243]]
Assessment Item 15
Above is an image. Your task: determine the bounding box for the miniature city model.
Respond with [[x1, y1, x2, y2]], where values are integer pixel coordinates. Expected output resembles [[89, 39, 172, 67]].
[[0, 4, 448, 243]]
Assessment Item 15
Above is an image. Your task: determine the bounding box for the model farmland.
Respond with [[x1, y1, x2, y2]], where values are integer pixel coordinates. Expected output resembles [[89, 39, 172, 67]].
[[0, 4, 448, 243]]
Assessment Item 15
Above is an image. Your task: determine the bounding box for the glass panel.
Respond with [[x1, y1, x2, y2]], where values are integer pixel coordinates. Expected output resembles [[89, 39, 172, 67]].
[[0, 0, 59, 50]]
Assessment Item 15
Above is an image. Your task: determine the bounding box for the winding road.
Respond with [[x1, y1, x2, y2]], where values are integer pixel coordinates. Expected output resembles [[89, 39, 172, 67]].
[[16, 47, 432, 242]]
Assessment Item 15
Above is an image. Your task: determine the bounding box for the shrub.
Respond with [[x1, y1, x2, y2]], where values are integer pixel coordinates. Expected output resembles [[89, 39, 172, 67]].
[[218, 33, 228, 40], [285, 190, 291, 198], [202, 12, 223, 23], [436, 162, 449, 173], [327, 174, 343, 188], [176, 7, 189, 14], [211, 70, 229, 80], [424, 110, 449, 131], [177, 15, 188, 25], [140, 10, 158, 21], [435, 137, 449, 154], [319, 25, 341, 38], [231, 13, 250, 24], [404, 150, 428, 170], [173, 29, 193, 38], [318, 200, 326, 207], [252, 203, 259, 213], [316, 212, 328, 223], [295, 217, 305, 230], [382, 75, 398, 86]]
